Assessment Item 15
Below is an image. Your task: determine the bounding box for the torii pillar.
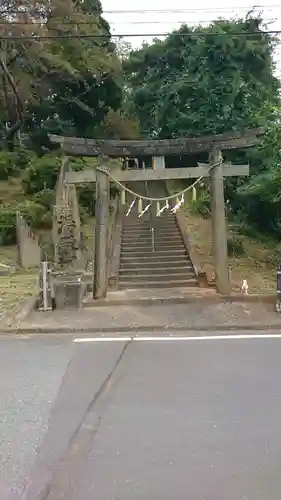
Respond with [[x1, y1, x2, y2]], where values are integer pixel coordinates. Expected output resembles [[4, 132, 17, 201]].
[[93, 169, 110, 299], [209, 149, 230, 295]]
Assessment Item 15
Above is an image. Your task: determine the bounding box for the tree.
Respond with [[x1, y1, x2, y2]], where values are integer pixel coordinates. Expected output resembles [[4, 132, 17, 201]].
[[124, 15, 281, 237], [97, 109, 140, 139], [0, 0, 123, 149], [124, 16, 279, 138], [229, 118, 281, 236]]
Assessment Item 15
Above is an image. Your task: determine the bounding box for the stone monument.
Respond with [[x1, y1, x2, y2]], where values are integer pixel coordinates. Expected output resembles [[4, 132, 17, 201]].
[[16, 213, 41, 269]]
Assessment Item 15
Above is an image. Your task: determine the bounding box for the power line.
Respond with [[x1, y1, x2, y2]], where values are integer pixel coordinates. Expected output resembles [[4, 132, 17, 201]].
[[1, 5, 281, 16], [102, 5, 281, 13], [0, 17, 277, 26], [0, 30, 280, 41]]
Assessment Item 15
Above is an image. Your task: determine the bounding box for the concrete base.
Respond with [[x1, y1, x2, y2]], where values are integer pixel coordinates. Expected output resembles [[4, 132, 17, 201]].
[[54, 278, 86, 309]]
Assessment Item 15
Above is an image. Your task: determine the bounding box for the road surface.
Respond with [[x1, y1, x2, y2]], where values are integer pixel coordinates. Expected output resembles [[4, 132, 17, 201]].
[[1, 332, 281, 500]]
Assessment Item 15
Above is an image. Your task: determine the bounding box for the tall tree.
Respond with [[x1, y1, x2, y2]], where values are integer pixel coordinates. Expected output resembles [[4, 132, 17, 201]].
[[0, 0, 123, 149], [124, 16, 280, 138]]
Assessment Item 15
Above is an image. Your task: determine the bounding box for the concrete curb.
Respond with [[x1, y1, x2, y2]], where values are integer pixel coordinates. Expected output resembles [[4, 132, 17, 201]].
[[84, 294, 276, 307], [1, 323, 281, 335]]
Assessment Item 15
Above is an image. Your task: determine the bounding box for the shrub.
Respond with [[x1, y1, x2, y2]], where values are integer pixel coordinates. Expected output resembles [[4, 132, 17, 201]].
[[22, 154, 93, 196], [227, 236, 245, 257], [77, 186, 96, 215], [33, 189, 55, 210], [189, 191, 211, 218], [0, 148, 34, 180], [0, 201, 46, 245], [0, 207, 16, 245], [22, 154, 60, 194]]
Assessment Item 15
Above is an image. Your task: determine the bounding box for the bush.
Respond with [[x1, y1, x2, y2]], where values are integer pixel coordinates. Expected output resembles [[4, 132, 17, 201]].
[[22, 154, 61, 194], [77, 182, 119, 216], [0, 207, 17, 245], [33, 189, 55, 210], [0, 148, 34, 180], [227, 236, 245, 257], [0, 201, 46, 245], [77, 185, 96, 215], [22, 154, 93, 196], [189, 191, 211, 218]]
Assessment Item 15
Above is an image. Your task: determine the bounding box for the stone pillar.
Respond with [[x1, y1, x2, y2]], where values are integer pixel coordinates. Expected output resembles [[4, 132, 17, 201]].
[[210, 149, 230, 295], [93, 170, 109, 299]]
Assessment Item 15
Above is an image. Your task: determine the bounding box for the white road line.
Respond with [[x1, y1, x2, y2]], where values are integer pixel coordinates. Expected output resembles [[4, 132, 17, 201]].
[[73, 337, 132, 343], [73, 333, 281, 343]]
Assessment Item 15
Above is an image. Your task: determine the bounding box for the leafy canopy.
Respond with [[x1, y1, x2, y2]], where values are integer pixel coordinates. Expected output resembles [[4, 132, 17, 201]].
[[124, 17, 279, 138]]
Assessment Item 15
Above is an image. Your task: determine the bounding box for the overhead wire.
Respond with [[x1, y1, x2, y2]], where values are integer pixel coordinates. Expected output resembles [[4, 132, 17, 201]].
[[1, 5, 281, 15], [0, 30, 280, 41], [0, 5, 280, 40], [0, 17, 278, 26]]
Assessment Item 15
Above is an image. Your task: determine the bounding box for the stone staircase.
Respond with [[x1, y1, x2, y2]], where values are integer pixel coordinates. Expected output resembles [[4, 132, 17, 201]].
[[118, 182, 197, 290]]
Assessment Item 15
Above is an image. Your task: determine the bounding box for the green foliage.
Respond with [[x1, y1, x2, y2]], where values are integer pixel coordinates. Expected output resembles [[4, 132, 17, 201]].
[[125, 19, 279, 138], [0, 201, 46, 245], [189, 192, 211, 218], [33, 189, 55, 210], [0, 0, 123, 147], [227, 236, 245, 257], [125, 16, 281, 239], [0, 207, 17, 245], [21, 154, 92, 195], [97, 109, 140, 139], [0, 148, 34, 180], [22, 155, 61, 194], [228, 121, 281, 236], [77, 186, 96, 215]]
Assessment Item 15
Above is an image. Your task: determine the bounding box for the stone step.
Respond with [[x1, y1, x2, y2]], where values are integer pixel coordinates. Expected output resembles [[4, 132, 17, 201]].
[[121, 237, 183, 245], [120, 259, 191, 269], [123, 224, 177, 231], [122, 230, 181, 237], [120, 250, 188, 260], [122, 237, 184, 245], [121, 247, 185, 255], [121, 244, 185, 253], [122, 229, 180, 236], [118, 278, 198, 290], [122, 228, 180, 235], [123, 218, 176, 225], [119, 268, 194, 279], [125, 214, 175, 219], [120, 251, 187, 260]]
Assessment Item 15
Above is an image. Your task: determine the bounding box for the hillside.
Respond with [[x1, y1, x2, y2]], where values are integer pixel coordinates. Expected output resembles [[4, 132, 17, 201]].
[[183, 212, 277, 294]]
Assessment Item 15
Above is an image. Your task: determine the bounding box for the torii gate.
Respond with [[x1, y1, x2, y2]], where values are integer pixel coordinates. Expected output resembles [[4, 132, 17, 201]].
[[50, 128, 264, 298]]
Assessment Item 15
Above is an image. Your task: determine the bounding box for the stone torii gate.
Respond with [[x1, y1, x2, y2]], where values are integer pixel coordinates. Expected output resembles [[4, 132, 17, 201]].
[[50, 128, 264, 298]]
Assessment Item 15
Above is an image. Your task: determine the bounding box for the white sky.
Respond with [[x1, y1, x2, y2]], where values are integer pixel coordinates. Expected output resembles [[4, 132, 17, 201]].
[[101, 0, 281, 77]]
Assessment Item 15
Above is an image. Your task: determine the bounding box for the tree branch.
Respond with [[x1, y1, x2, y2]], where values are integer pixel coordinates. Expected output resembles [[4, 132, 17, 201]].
[[0, 56, 24, 141]]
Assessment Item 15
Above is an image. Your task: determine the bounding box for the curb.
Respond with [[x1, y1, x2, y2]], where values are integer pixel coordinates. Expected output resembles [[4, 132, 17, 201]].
[[1, 323, 281, 335], [84, 294, 276, 307]]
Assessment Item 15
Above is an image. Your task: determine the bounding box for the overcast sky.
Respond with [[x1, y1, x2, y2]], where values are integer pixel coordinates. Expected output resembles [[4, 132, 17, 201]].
[[101, 0, 281, 77]]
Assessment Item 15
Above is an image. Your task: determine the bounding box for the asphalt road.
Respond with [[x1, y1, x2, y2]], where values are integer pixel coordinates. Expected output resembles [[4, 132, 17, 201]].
[[1, 332, 281, 500]]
